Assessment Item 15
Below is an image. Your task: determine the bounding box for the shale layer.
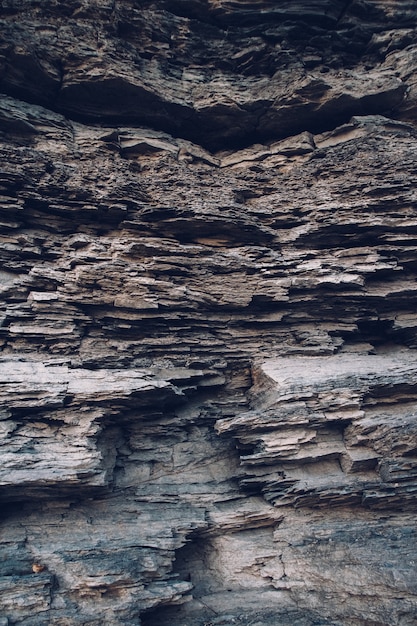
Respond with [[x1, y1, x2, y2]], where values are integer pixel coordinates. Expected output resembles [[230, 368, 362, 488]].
[[1, 2, 417, 625]]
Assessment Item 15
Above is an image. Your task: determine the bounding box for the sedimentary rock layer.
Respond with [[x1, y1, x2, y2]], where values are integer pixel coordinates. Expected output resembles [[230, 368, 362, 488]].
[[1, 1, 417, 625]]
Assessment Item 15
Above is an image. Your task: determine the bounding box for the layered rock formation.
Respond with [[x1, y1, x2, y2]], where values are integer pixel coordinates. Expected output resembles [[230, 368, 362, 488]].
[[1, 1, 417, 624]]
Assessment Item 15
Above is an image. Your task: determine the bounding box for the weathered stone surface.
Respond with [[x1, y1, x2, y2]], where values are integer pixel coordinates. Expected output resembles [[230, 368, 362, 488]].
[[217, 351, 417, 509], [0, 0, 413, 149], [1, 1, 417, 625]]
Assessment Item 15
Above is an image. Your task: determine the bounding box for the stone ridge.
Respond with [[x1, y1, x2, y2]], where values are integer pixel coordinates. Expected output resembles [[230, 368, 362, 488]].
[[217, 352, 417, 509], [1, 0, 416, 148], [1, 1, 417, 625], [0, 360, 186, 499]]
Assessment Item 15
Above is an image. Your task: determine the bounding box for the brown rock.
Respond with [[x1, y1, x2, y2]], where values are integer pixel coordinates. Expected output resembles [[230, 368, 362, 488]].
[[0, 2, 417, 625]]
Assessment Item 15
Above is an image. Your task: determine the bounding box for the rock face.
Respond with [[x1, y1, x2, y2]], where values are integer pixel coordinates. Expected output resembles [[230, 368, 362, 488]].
[[1, 1, 417, 625]]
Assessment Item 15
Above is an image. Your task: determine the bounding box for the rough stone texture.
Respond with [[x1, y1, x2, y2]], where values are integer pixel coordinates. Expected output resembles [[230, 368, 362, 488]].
[[1, 1, 417, 625]]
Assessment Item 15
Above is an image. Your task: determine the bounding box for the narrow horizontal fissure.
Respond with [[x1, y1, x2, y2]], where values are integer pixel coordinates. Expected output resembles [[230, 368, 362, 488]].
[[157, 0, 347, 29], [0, 74, 407, 153]]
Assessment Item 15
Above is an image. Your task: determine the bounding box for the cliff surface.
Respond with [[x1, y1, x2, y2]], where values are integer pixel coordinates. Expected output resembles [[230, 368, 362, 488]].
[[1, 1, 417, 625]]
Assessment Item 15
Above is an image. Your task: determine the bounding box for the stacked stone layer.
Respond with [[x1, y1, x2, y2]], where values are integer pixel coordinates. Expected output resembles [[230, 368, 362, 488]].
[[1, 1, 417, 624]]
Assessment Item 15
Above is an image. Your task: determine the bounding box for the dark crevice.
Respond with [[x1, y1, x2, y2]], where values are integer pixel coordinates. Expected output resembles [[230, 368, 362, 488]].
[[335, 0, 355, 26], [0, 82, 407, 153]]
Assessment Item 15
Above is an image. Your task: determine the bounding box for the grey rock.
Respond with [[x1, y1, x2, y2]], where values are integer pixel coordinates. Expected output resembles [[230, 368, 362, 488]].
[[0, 1, 417, 625]]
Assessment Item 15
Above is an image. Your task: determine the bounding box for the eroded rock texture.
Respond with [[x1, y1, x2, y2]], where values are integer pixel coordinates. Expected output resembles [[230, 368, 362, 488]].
[[1, 1, 417, 625]]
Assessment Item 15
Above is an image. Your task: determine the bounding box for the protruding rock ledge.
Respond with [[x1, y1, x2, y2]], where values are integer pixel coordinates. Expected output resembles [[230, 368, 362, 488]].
[[217, 351, 417, 509], [0, 360, 186, 499]]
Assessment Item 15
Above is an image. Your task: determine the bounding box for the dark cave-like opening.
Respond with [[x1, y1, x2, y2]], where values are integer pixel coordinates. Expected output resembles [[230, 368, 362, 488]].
[[140, 534, 221, 626]]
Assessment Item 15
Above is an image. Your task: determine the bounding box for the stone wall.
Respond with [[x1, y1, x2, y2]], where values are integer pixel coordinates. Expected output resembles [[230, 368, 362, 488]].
[[1, 1, 417, 624]]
